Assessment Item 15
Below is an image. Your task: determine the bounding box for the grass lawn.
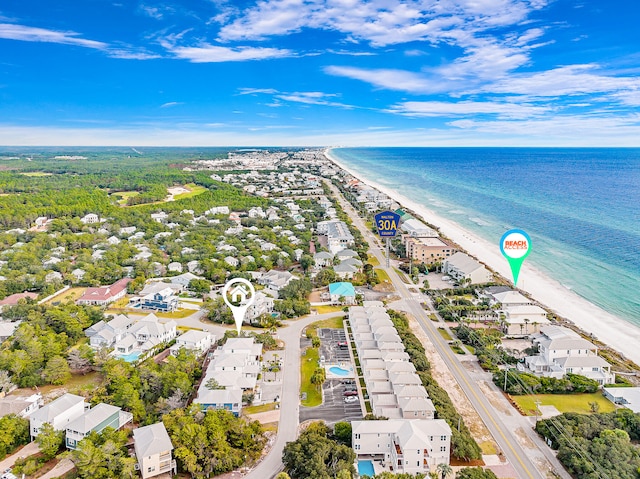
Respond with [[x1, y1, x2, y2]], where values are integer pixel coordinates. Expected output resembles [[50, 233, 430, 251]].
[[393, 268, 411, 284], [374, 268, 391, 283], [46, 287, 86, 305], [301, 347, 322, 407], [438, 328, 453, 341], [173, 183, 207, 200], [511, 393, 616, 416], [309, 316, 345, 329], [111, 190, 140, 205], [153, 309, 197, 319], [367, 254, 380, 266], [244, 403, 277, 414], [313, 305, 345, 315], [479, 441, 498, 455], [32, 371, 103, 396]]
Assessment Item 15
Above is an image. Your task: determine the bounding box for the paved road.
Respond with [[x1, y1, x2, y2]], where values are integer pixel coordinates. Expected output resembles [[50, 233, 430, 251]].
[[243, 311, 345, 479], [326, 180, 556, 479], [0, 441, 40, 472]]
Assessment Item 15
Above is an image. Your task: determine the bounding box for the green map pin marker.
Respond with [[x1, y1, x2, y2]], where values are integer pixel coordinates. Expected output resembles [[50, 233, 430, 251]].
[[500, 229, 531, 287]]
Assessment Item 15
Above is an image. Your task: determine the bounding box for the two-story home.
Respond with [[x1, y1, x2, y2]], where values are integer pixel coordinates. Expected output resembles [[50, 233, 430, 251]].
[[443, 252, 492, 285], [133, 422, 176, 479], [85, 314, 135, 349], [0, 393, 42, 419], [30, 393, 86, 439], [169, 330, 215, 356], [352, 419, 451, 475], [65, 403, 133, 449], [522, 325, 614, 385]]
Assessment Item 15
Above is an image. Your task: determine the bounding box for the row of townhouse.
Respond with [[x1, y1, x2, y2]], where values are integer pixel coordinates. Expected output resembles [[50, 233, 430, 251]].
[[349, 302, 451, 476], [316, 220, 355, 255], [29, 393, 174, 479], [193, 338, 262, 416]]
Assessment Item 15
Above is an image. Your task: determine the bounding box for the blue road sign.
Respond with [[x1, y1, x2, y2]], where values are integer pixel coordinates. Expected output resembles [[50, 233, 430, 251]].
[[374, 210, 401, 237]]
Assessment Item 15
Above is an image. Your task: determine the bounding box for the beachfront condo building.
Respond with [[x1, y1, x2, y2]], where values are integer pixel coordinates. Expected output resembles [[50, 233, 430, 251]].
[[403, 236, 455, 264]]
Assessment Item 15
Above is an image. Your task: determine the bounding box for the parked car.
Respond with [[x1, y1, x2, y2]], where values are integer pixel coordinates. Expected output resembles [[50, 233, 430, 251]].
[[343, 390, 358, 397], [344, 396, 358, 403]]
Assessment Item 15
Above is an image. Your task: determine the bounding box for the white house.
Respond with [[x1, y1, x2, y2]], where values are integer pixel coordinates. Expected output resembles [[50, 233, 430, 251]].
[[259, 270, 295, 292], [443, 252, 492, 284], [500, 304, 550, 336], [522, 326, 614, 385], [133, 422, 176, 479], [170, 330, 214, 356], [0, 393, 42, 419], [167, 262, 183, 273], [30, 393, 86, 439], [80, 213, 99, 224], [352, 419, 451, 474]]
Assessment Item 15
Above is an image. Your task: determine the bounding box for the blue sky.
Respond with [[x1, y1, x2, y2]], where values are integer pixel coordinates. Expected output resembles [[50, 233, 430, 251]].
[[2, 0, 640, 146]]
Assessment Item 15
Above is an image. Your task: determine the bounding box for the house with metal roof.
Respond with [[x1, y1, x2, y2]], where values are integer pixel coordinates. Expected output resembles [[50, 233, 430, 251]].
[[133, 422, 176, 479]]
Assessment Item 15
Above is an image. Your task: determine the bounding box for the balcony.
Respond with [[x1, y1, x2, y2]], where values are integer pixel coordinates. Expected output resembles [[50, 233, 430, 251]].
[[393, 442, 402, 455]]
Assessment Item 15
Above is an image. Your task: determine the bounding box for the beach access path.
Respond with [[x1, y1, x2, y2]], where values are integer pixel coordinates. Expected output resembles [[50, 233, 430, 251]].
[[326, 179, 568, 479]]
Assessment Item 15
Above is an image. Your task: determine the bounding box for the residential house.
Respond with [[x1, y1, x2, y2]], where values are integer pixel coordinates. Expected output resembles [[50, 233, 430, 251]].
[[168, 272, 201, 288], [45, 271, 63, 283], [522, 326, 614, 385], [313, 251, 333, 268], [65, 403, 133, 449], [329, 282, 356, 305], [133, 422, 176, 479], [603, 388, 640, 413], [0, 393, 42, 419], [335, 249, 359, 261], [80, 213, 99, 224], [352, 419, 451, 474], [167, 262, 183, 273], [443, 252, 492, 284], [30, 393, 86, 439], [169, 330, 214, 356], [85, 314, 134, 348], [245, 291, 275, 323], [0, 321, 21, 341], [334, 262, 358, 280], [71, 268, 86, 282], [500, 304, 550, 336], [0, 292, 38, 312], [135, 286, 179, 312], [259, 270, 295, 292], [76, 278, 131, 306]]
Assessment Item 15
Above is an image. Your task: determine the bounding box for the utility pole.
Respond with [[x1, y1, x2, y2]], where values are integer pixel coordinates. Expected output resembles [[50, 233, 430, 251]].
[[535, 400, 542, 423], [504, 367, 509, 392], [386, 237, 390, 268]]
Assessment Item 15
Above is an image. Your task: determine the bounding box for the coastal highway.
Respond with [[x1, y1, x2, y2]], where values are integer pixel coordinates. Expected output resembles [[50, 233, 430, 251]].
[[326, 180, 552, 479]]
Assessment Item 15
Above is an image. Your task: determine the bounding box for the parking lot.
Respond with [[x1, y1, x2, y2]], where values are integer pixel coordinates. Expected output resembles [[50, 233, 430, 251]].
[[300, 327, 363, 425], [318, 328, 351, 365], [300, 378, 363, 425]]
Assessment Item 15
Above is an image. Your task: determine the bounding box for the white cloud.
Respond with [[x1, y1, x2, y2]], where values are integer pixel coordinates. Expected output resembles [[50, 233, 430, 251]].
[[0, 23, 108, 49], [160, 102, 184, 108], [0, 23, 159, 59], [325, 65, 442, 93], [389, 100, 550, 119], [483, 64, 640, 97], [166, 43, 293, 62], [139, 5, 165, 20], [275, 91, 355, 108], [238, 88, 279, 95]]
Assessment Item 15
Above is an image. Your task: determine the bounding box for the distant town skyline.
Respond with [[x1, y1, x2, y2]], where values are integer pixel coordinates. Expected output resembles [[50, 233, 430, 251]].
[[2, 0, 640, 146]]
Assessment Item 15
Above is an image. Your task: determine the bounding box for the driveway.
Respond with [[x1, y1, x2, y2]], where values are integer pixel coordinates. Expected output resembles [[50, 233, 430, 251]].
[[0, 442, 40, 472]]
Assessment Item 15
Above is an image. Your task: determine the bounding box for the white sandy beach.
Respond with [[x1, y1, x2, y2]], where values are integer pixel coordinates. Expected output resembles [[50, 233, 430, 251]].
[[325, 148, 640, 367]]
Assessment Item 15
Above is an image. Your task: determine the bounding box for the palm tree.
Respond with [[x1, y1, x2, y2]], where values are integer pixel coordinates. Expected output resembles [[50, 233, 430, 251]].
[[524, 318, 530, 335], [436, 462, 453, 479]]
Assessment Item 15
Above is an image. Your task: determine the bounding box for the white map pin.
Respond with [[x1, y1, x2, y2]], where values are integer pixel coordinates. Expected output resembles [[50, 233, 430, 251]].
[[222, 278, 256, 334]]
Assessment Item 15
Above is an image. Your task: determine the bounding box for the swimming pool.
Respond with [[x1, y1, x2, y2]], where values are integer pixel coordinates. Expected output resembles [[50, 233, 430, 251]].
[[329, 366, 350, 376], [357, 460, 375, 477], [118, 351, 142, 363]]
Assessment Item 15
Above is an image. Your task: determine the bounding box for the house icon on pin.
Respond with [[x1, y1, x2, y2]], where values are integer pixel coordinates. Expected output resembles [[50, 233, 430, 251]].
[[229, 284, 250, 303]]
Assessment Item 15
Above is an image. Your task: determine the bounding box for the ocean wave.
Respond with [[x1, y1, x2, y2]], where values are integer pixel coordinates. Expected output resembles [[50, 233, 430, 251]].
[[469, 217, 492, 227]]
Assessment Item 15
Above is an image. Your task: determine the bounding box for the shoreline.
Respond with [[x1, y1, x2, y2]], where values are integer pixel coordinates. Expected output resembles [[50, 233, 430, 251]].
[[324, 148, 640, 368]]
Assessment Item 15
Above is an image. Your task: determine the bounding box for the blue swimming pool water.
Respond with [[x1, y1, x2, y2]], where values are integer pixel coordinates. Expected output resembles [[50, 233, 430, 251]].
[[329, 366, 349, 376], [119, 351, 142, 363], [358, 460, 375, 477]]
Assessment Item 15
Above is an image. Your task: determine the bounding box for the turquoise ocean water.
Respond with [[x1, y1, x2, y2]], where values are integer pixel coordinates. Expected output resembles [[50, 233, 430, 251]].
[[330, 147, 640, 326]]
